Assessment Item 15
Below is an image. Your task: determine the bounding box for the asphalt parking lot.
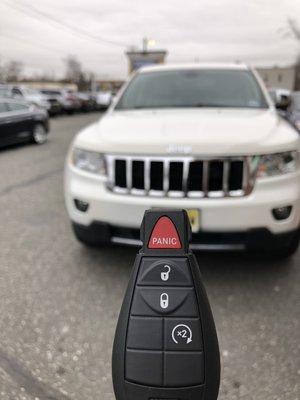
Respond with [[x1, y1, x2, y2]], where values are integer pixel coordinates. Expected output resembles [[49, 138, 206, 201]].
[[0, 113, 299, 400]]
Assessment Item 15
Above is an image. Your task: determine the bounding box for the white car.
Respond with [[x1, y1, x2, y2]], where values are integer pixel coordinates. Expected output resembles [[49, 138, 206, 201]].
[[65, 63, 300, 257], [95, 91, 113, 110], [0, 85, 51, 112]]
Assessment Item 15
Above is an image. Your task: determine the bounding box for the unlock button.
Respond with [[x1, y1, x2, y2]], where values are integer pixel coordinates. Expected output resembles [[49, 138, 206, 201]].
[[161, 265, 171, 281], [138, 258, 192, 286]]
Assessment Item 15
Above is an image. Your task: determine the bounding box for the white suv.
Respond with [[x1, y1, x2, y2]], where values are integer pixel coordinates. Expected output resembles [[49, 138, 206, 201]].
[[65, 63, 300, 257]]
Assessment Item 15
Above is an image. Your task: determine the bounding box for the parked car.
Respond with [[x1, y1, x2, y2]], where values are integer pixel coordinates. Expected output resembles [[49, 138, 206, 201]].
[[0, 84, 51, 112], [59, 89, 81, 114], [38, 88, 81, 114], [76, 92, 96, 112], [39, 89, 64, 115], [65, 63, 300, 258], [268, 88, 292, 119], [95, 90, 112, 110], [0, 98, 49, 147], [289, 92, 300, 132], [269, 89, 300, 133]]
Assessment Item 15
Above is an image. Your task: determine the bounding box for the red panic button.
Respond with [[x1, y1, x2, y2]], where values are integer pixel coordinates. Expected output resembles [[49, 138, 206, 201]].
[[148, 216, 182, 249]]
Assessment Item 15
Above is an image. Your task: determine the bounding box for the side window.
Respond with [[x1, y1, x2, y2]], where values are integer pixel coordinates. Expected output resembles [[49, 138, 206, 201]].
[[7, 103, 29, 112], [12, 87, 23, 96], [0, 102, 8, 113]]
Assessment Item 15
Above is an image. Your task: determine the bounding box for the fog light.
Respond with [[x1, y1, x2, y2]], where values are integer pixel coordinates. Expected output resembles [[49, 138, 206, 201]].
[[74, 199, 89, 212], [272, 206, 292, 221]]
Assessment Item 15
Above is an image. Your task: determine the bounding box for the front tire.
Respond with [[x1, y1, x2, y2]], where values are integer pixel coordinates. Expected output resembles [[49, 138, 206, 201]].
[[271, 234, 299, 259], [32, 124, 48, 144], [262, 230, 300, 259]]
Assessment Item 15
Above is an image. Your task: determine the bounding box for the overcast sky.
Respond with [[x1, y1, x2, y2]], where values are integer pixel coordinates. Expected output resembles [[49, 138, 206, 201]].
[[0, 0, 300, 79]]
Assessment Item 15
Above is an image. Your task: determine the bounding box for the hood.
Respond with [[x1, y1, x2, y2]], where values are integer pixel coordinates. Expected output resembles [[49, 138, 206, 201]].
[[75, 108, 299, 155]]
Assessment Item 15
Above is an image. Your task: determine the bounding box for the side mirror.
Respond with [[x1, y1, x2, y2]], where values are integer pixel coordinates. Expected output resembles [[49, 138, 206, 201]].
[[275, 93, 291, 111]]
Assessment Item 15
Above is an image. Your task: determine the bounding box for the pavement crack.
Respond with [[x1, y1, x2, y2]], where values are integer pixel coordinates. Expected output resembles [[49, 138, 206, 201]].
[[0, 348, 72, 400], [0, 167, 63, 197]]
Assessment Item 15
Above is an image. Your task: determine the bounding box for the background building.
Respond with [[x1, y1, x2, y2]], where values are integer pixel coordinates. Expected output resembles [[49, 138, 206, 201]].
[[126, 49, 168, 74], [256, 65, 296, 90]]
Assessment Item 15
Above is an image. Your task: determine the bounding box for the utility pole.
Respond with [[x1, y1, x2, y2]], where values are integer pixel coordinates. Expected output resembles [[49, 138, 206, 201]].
[[142, 37, 148, 53]]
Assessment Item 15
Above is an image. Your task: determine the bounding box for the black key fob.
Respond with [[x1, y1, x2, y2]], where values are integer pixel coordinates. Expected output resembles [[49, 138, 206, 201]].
[[112, 209, 220, 400]]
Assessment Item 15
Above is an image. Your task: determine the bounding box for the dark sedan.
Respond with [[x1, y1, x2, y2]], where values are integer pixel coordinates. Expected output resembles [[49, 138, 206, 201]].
[[0, 98, 49, 148]]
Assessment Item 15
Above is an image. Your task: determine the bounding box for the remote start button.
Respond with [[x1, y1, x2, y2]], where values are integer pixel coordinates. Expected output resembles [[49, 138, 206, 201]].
[[165, 318, 203, 351]]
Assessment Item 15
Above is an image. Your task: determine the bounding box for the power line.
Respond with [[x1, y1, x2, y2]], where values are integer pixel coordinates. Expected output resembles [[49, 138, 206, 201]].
[[2, 0, 132, 48], [0, 32, 67, 56]]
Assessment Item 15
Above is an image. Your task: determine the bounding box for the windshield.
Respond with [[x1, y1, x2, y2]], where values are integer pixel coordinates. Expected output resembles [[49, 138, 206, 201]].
[[116, 69, 268, 110], [292, 93, 300, 110]]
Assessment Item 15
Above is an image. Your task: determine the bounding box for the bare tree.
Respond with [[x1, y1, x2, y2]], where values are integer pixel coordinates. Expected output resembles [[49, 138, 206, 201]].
[[64, 55, 82, 84], [5, 60, 23, 82]]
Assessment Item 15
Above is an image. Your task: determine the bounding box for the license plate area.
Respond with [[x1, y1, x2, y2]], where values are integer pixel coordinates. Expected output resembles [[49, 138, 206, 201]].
[[186, 209, 200, 233]]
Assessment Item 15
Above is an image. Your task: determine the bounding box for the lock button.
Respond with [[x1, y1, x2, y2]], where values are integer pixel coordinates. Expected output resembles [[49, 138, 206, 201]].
[[131, 287, 198, 317], [137, 258, 192, 287], [160, 293, 169, 309]]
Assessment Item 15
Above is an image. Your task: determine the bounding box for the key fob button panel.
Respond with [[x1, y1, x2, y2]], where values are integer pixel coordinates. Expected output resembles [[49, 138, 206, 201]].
[[126, 257, 204, 388]]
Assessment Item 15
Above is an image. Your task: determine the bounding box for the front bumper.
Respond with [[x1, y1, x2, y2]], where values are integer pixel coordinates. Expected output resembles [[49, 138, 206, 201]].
[[72, 221, 299, 251]]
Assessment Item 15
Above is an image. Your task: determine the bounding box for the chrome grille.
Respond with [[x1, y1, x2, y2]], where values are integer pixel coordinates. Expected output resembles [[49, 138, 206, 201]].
[[106, 155, 254, 198]]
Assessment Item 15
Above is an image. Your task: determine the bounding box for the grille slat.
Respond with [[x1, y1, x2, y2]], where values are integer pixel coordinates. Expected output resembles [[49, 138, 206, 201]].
[[126, 159, 132, 190], [144, 159, 150, 192], [108, 156, 253, 198], [202, 161, 209, 194], [182, 159, 190, 193], [163, 160, 170, 193], [222, 161, 230, 194]]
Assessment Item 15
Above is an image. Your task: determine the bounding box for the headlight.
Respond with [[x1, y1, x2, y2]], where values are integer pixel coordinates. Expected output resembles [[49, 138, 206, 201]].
[[255, 151, 298, 178], [72, 148, 106, 175]]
